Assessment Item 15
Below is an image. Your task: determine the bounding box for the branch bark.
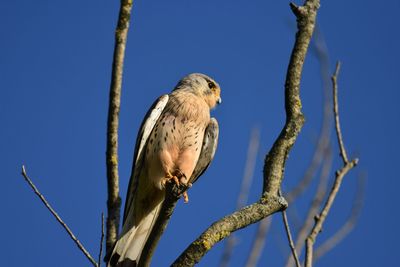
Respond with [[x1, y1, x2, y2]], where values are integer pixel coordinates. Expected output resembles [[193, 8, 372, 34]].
[[281, 190, 301, 267], [171, 1, 320, 266], [304, 62, 359, 267], [286, 25, 332, 204], [105, 0, 133, 258], [99, 213, 105, 267], [247, 26, 332, 267], [20, 166, 99, 267]]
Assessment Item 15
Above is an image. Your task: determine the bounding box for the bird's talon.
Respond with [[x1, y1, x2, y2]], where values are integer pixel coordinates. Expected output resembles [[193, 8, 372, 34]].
[[179, 176, 188, 186], [161, 172, 180, 187], [183, 191, 189, 203]]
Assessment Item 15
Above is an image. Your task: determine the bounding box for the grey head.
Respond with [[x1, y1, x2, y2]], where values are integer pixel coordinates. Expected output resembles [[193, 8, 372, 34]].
[[173, 73, 222, 108]]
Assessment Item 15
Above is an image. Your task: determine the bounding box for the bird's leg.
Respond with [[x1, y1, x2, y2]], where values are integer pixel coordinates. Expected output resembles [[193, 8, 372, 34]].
[[173, 169, 191, 203], [161, 170, 180, 187]]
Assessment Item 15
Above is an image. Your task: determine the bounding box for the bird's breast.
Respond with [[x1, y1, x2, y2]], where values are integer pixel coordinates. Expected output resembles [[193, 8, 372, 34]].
[[146, 112, 206, 165]]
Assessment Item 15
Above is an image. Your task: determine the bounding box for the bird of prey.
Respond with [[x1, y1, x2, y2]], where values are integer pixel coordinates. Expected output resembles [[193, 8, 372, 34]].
[[108, 73, 221, 267]]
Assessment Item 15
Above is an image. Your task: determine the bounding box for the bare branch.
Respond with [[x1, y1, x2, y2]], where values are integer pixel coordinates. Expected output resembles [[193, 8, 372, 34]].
[[219, 127, 260, 267], [171, 1, 320, 266], [99, 213, 105, 267], [172, 195, 287, 267], [304, 62, 359, 267], [314, 173, 366, 261], [285, 146, 332, 267], [20, 166, 98, 267], [286, 25, 332, 203], [249, 28, 333, 266], [105, 0, 133, 257], [245, 218, 273, 267], [332, 62, 348, 164], [280, 190, 301, 267]]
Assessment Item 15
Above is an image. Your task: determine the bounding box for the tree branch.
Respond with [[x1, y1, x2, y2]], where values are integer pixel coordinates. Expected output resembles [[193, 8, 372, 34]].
[[304, 62, 359, 267], [314, 172, 365, 261], [331, 62, 349, 164], [99, 213, 105, 267], [247, 26, 332, 267], [285, 146, 332, 267], [263, 0, 319, 195], [172, 195, 287, 267], [105, 0, 133, 257], [171, 1, 320, 266], [20, 166, 99, 267], [281, 191, 301, 267], [286, 25, 332, 204]]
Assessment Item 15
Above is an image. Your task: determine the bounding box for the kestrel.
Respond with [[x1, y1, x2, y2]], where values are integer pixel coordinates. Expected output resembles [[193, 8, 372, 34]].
[[108, 73, 221, 267]]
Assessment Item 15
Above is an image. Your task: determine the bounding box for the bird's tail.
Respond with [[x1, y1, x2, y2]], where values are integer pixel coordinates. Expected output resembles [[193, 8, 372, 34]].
[[108, 201, 163, 267]]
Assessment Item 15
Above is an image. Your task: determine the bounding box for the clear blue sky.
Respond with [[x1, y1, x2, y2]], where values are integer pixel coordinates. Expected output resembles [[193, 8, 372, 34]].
[[1, 0, 399, 266]]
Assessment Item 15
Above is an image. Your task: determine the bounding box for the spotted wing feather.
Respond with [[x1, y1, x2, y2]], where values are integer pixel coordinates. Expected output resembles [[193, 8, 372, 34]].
[[123, 94, 169, 222], [189, 118, 219, 184]]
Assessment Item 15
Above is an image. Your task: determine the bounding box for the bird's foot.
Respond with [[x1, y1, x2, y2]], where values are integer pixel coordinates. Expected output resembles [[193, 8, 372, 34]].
[[161, 171, 180, 187], [173, 169, 191, 203]]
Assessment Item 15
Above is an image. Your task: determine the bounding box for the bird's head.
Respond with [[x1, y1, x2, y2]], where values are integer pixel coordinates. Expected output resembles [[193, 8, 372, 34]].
[[174, 73, 222, 109]]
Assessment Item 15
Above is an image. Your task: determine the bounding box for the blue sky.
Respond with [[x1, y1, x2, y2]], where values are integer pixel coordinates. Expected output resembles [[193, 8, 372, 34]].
[[1, 0, 399, 266]]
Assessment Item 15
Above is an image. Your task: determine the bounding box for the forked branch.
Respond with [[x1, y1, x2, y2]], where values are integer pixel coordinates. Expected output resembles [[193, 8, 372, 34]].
[[171, 1, 320, 266], [313, 171, 366, 261], [304, 62, 359, 267]]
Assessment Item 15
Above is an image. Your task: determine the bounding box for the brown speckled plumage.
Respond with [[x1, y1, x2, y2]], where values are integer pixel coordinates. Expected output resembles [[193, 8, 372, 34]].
[[108, 73, 221, 267]]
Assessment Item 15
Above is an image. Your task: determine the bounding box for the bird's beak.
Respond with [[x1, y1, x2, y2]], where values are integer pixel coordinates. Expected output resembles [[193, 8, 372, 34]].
[[217, 97, 222, 105]]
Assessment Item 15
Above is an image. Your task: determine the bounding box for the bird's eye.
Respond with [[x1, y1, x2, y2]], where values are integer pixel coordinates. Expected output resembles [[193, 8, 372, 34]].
[[208, 82, 215, 89]]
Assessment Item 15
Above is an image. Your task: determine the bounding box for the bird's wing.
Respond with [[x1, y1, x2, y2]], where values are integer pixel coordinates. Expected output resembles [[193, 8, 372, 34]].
[[189, 117, 219, 184], [123, 94, 169, 223]]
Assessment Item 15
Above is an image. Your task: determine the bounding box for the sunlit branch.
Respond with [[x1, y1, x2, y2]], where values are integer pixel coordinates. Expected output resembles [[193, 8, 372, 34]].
[[105, 0, 133, 258], [304, 62, 359, 267], [171, 1, 320, 266]]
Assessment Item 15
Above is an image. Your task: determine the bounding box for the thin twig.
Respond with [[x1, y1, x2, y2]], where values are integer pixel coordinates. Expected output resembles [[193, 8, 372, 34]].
[[99, 213, 105, 267], [171, 2, 320, 266], [219, 127, 260, 267], [105, 0, 133, 258], [304, 159, 358, 267], [285, 146, 332, 267], [332, 62, 348, 164], [245, 218, 273, 267], [304, 62, 359, 267], [314, 172, 366, 261], [280, 190, 301, 267], [20, 165, 98, 267]]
